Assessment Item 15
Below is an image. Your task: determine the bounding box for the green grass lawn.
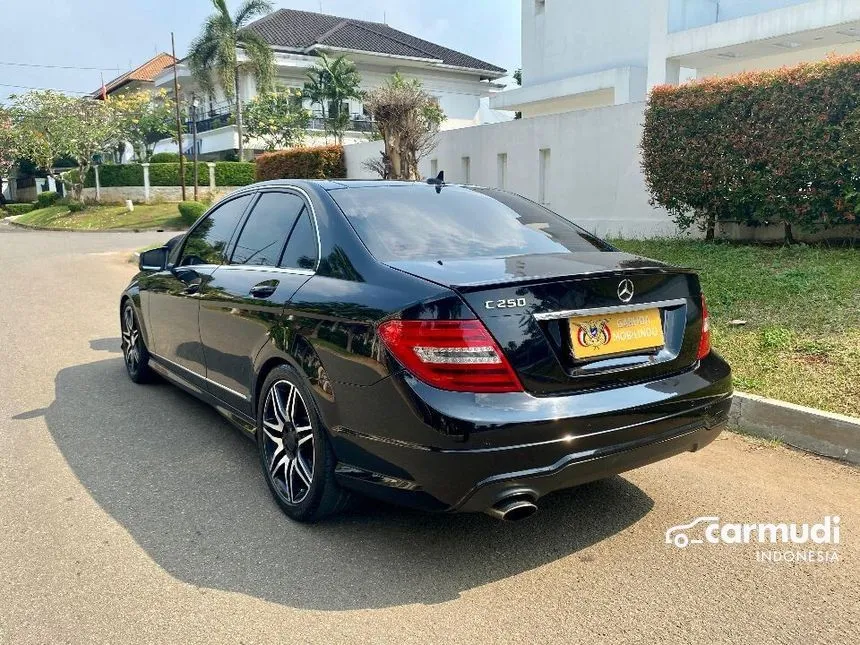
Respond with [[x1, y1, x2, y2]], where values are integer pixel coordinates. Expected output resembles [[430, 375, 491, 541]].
[[14, 203, 186, 231], [610, 239, 860, 417]]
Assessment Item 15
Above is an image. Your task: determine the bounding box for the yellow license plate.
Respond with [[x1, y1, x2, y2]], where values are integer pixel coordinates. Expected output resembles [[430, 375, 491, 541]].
[[569, 308, 664, 359]]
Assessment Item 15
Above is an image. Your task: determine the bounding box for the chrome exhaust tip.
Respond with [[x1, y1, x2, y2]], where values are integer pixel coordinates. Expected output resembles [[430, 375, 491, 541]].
[[486, 495, 538, 521]]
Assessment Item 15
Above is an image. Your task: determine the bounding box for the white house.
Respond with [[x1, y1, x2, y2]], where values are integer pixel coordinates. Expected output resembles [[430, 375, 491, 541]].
[[154, 8, 507, 159], [345, 0, 860, 238], [492, 0, 860, 117]]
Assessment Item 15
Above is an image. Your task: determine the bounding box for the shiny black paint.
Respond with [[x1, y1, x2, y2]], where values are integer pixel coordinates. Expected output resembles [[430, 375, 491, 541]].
[[122, 180, 732, 514]]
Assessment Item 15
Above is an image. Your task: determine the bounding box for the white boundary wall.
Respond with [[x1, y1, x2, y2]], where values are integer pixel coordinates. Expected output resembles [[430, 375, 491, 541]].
[[344, 102, 681, 238]]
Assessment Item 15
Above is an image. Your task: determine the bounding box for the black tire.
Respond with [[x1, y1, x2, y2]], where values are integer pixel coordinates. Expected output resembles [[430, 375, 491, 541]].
[[121, 300, 154, 383], [256, 365, 349, 522]]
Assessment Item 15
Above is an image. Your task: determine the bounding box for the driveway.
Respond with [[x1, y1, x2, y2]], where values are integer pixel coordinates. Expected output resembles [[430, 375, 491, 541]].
[[1, 222, 858, 644]]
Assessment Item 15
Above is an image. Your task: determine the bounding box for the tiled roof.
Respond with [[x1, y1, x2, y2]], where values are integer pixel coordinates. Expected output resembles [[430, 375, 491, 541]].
[[245, 9, 505, 75], [92, 53, 177, 98]]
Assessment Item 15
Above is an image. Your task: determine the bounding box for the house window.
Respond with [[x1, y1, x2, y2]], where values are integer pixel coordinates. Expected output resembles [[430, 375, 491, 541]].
[[461, 156, 471, 184], [539, 148, 551, 205], [430, 159, 438, 178], [497, 153, 507, 189]]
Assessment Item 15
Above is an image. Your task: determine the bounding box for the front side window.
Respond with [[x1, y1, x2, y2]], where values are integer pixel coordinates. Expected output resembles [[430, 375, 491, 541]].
[[329, 185, 612, 262], [230, 192, 305, 266], [178, 194, 253, 266]]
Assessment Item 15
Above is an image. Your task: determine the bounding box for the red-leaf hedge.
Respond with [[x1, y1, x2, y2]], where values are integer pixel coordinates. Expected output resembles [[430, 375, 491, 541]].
[[255, 145, 346, 181], [642, 54, 860, 235]]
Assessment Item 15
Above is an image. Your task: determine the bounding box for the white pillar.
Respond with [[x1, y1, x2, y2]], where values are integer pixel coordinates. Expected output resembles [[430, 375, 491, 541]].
[[646, 0, 677, 92], [142, 163, 151, 203], [207, 162, 216, 194], [94, 165, 101, 202]]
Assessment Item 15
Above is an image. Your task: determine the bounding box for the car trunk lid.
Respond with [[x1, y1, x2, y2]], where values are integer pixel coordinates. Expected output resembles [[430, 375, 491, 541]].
[[386, 252, 705, 396]]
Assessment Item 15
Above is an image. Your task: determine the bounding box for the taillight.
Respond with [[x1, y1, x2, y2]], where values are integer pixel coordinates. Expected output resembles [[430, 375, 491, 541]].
[[697, 294, 711, 360], [377, 320, 523, 393]]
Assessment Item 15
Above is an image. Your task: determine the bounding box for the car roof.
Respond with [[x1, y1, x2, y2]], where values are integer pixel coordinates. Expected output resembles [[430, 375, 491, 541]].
[[245, 179, 483, 192]]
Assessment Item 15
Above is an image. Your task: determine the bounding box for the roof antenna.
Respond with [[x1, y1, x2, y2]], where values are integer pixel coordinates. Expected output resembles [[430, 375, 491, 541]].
[[426, 170, 444, 193]]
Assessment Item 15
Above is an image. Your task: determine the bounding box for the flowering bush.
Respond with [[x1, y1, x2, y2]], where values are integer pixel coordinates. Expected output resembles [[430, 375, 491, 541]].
[[255, 145, 345, 180], [642, 54, 860, 239]]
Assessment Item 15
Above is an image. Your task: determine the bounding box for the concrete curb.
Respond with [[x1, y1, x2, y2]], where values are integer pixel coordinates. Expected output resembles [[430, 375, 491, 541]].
[[6, 218, 184, 233], [730, 392, 859, 465]]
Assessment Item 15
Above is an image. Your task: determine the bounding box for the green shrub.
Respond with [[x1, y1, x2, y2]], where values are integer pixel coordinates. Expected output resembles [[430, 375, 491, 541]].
[[67, 201, 86, 213], [255, 145, 345, 181], [642, 54, 860, 237], [148, 162, 182, 186], [149, 152, 184, 163], [5, 203, 35, 215], [81, 161, 255, 188], [178, 201, 207, 225], [84, 164, 144, 188], [215, 161, 255, 186], [37, 191, 59, 207]]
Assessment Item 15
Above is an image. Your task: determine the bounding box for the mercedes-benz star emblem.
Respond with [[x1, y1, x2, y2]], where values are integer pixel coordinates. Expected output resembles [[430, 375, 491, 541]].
[[617, 279, 635, 303]]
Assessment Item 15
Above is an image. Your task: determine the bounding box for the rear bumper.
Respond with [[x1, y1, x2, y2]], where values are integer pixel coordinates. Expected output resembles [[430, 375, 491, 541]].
[[328, 352, 732, 513], [453, 406, 727, 512]]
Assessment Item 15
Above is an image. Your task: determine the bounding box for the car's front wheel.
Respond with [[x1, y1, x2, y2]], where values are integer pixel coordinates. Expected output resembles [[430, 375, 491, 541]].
[[121, 301, 153, 383], [257, 366, 348, 522]]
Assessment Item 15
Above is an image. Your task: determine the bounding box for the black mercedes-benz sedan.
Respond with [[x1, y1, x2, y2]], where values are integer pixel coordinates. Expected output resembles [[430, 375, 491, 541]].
[[121, 178, 732, 522]]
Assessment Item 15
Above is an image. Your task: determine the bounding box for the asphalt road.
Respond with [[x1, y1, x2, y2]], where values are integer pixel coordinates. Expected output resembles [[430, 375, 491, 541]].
[[1, 221, 858, 645]]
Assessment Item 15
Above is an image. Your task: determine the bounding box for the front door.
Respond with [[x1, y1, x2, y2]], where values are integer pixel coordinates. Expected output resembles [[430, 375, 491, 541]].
[[143, 193, 254, 387], [198, 190, 318, 415]]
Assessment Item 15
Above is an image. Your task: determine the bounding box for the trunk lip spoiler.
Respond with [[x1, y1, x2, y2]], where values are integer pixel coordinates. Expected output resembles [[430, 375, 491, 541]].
[[532, 298, 688, 321], [447, 267, 697, 292]]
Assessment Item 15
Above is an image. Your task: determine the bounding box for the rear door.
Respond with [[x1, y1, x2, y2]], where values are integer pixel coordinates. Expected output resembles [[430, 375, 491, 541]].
[[198, 190, 319, 414], [142, 193, 253, 386]]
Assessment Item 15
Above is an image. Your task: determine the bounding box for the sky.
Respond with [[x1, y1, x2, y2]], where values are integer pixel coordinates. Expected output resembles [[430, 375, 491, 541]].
[[0, 0, 521, 103]]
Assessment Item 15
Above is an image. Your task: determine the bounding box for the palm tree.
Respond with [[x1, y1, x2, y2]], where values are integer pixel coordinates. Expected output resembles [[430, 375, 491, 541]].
[[303, 53, 362, 144], [188, 0, 275, 160]]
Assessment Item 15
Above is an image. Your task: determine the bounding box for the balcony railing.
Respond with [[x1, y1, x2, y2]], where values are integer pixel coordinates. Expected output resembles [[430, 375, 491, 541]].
[[186, 100, 376, 135]]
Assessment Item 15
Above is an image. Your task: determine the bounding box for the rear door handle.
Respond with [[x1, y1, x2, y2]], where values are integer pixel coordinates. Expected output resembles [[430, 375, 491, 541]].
[[250, 283, 277, 298]]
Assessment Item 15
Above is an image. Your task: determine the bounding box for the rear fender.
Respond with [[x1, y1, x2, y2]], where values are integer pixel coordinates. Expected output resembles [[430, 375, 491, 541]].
[[251, 336, 337, 426]]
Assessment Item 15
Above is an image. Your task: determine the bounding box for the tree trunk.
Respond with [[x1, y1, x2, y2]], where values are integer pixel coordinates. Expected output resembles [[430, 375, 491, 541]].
[[74, 163, 88, 201], [784, 222, 795, 245], [705, 211, 716, 241], [234, 68, 244, 161]]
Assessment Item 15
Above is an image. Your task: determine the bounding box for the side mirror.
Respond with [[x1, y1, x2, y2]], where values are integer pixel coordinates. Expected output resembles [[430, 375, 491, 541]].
[[139, 246, 168, 272]]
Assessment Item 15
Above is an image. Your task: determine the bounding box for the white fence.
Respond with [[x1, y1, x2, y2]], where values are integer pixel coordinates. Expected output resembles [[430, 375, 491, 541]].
[[344, 102, 681, 238]]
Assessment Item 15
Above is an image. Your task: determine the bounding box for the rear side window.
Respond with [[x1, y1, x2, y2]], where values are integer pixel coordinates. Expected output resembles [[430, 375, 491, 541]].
[[280, 210, 318, 270], [330, 185, 612, 261], [230, 192, 304, 266], [178, 194, 253, 266]]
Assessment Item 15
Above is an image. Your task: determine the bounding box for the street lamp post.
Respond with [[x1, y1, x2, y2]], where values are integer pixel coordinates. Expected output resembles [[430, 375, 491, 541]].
[[191, 96, 199, 201]]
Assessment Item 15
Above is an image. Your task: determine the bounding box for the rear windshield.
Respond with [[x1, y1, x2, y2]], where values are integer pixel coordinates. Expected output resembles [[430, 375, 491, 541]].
[[329, 185, 612, 261]]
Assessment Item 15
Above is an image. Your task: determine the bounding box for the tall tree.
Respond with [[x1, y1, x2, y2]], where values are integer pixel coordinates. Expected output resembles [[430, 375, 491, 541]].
[[0, 109, 19, 189], [188, 0, 275, 160], [111, 89, 176, 161], [303, 53, 362, 144], [243, 86, 310, 151], [10, 91, 119, 200], [363, 74, 445, 180]]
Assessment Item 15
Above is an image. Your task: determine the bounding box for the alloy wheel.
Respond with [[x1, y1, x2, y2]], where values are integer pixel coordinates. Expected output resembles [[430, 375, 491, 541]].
[[122, 305, 141, 373], [261, 380, 315, 504]]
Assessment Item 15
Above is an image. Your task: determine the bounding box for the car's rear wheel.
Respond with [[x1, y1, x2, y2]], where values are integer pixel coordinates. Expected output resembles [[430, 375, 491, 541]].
[[121, 301, 153, 383], [257, 366, 348, 522]]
